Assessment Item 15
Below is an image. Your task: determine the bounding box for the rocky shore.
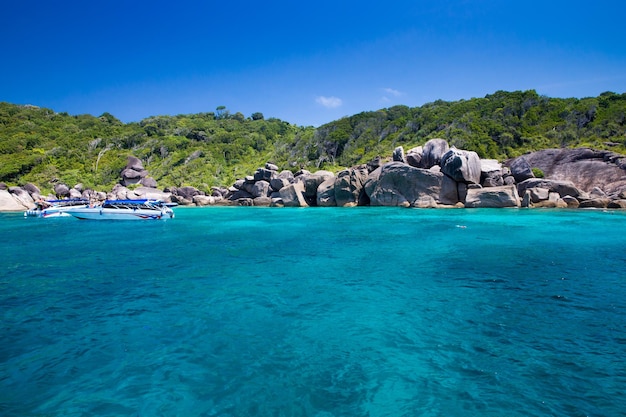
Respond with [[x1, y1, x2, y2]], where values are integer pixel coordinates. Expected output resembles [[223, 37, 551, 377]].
[[2, 140, 626, 211]]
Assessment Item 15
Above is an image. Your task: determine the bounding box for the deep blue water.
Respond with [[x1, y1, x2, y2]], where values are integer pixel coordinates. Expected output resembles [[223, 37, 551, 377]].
[[1, 207, 625, 417]]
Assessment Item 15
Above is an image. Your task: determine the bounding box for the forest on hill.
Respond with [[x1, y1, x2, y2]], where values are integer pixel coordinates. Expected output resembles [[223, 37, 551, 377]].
[[1, 90, 625, 194]]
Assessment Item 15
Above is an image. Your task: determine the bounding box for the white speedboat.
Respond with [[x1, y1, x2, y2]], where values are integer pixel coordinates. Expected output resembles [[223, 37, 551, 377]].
[[24, 199, 89, 218], [66, 199, 175, 220]]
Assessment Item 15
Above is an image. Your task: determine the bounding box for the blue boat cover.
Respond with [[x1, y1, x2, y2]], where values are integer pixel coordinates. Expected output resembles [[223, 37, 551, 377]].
[[46, 198, 88, 203], [103, 199, 159, 204]]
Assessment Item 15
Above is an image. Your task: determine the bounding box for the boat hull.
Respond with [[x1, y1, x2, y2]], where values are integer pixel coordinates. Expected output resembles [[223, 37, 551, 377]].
[[25, 205, 89, 218], [67, 207, 174, 220]]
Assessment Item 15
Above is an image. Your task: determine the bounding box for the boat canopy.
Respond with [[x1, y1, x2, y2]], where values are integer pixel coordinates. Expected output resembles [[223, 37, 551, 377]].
[[45, 198, 88, 203], [103, 199, 161, 205]]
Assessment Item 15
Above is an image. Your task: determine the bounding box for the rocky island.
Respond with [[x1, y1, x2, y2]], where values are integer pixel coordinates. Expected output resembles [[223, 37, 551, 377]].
[[2, 139, 625, 212]]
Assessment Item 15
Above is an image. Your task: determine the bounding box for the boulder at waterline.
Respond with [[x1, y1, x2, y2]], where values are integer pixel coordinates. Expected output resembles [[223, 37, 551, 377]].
[[193, 195, 218, 206], [253, 196, 272, 206], [316, 177, 337, 207], [303, 171, 335, 199], [517, 178, 584, 199], [579, 198, 611, 209], [334, 166, 369, 207], [0, 189, 30, 211], [367, 162, 443, 207], [9, 187, 35, 208], [608, 199, 626, 208], [464, 185, 521, 208], [515, 148, 626, 195], [279, 182, 309, 207], [439, 175, 460, 205]]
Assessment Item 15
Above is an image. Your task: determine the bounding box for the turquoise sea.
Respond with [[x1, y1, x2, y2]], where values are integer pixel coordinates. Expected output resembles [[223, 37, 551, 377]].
[[1, 207, 625, 417]]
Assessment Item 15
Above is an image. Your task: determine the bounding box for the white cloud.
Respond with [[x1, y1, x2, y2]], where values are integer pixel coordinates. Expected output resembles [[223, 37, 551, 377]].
[[380, 87, 406, 104], [316, 96, 343, 108], [382, 87, 404, 97]]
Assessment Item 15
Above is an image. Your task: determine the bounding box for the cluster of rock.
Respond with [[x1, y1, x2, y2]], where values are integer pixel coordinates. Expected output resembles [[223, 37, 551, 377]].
[[1, 141, 625, 212], [195, 139, 626, 209], [120, 156, 158, 188], [0, 156, 172, 211]]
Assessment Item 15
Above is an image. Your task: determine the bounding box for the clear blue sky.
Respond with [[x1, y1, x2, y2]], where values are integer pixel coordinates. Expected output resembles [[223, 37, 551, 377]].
[[2, 0, 625, 127]]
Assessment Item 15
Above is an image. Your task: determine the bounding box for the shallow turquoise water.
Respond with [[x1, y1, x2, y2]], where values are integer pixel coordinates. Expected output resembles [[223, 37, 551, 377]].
[[1, 207, 625, 416]]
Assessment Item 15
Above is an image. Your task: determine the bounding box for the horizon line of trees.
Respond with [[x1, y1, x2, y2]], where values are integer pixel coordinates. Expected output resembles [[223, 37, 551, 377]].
[[1, 90, 624, 195]]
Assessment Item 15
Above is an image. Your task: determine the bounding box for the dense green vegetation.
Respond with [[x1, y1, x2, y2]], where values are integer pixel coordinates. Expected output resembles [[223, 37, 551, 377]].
[[1, 90, 624, 194]]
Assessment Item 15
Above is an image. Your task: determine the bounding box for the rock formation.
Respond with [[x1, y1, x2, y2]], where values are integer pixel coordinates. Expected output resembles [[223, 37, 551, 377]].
[[367, 162, 443, 207], [3, 146, 626, 212], [509, 148, 626, 196]]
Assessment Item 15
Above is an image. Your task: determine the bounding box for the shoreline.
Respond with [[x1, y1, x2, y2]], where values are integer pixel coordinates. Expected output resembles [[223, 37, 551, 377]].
[[2, 144, 626, 212]]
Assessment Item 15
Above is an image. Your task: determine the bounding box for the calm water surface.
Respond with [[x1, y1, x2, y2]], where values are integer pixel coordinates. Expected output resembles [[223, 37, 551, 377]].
[[1, 207, 625, 416]]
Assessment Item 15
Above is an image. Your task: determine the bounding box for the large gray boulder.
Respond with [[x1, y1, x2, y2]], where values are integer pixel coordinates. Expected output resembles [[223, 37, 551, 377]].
[[465, 185, 521, 208], [303, 171, 334, 199], [126, 186, 172, 202], [9, 187, 35, 208], [439, 174, 460, 205], [254, 168, 276, 182], [23, 183, 41, 197], [0, 189, 28, 211], [363, 166, 382, 202], [440, 148, 482, 184], [172, 186, 200, 200], [265, 162, 279, 171], [277, 170, 295, 181], [279, 182, 309, 207], [140, 177, 158, 188], [69, 188, 83, 199], [334, 165, 369, 207], [126, 156, 145, 171], [513, 148, 626, 195], [420, 138, 449, 169], [579, 198, 611, 209], [54, 183, 70, 197], [480, 159, 504, 187], [406, 146, 423, 168], [392, 146, 407, 164], [270, 177, 290, 191], [226, 189, 253, 203], [251, 180, 271, 198], [316, 177, 337, 207], [517, 178, 584, 199], [193, 195, 219, 206], [121, 156, 148, 186], [367, 162, 443, 207], [253, 196, 272, 206], [509, 156, 534, 183], [108, 185, 129, 200], [608, 200, 626, 209]]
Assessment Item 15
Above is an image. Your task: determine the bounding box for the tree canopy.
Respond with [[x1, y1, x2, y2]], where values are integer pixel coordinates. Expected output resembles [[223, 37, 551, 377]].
[[1, 90, 624, 194]]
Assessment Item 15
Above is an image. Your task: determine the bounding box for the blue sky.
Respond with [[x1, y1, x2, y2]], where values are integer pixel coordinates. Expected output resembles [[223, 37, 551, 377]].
[[2, 0, 625, 127]]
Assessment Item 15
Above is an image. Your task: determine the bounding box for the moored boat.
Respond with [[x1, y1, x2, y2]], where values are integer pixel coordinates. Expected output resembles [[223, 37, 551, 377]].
[[24, 199, 90, 218], [66, 199, 175, 220]]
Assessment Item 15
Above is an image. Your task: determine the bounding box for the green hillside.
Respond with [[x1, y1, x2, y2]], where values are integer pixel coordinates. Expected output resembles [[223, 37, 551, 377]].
[[1, 90, 624, 194]]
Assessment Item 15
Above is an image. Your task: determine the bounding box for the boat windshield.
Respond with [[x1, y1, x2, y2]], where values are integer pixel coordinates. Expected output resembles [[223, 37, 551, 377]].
[[101, 199, 163, 209]]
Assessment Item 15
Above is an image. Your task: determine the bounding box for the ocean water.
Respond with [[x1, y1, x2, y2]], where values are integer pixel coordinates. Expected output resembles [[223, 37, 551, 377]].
[[1, 207, 625, 417]]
